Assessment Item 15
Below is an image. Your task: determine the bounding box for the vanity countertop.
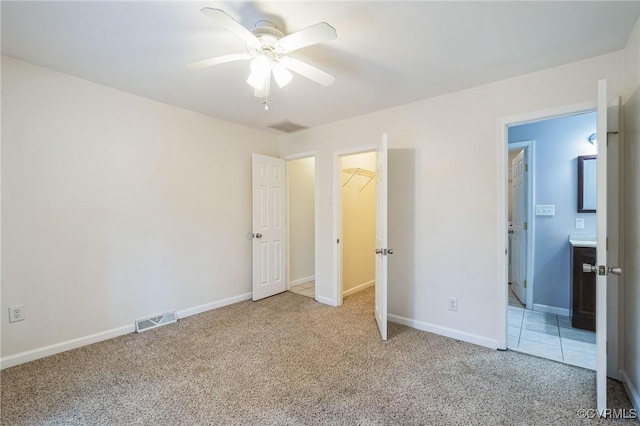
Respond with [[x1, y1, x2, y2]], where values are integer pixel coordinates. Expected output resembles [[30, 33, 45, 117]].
[[569, 235, 597, 248]]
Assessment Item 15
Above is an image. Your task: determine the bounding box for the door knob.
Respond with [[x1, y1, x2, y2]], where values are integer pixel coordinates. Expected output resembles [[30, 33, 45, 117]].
[[255, 233, 263, 239], [609, 266, 622, 276], [583, 263, 597, 273], [375, 249, 383, 254], [387, 249, 394, 255]]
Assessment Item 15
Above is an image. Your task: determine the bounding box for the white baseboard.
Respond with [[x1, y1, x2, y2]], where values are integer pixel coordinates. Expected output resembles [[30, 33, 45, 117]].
[[315, 296, 338, 306], [342, 280, 374, 297], [621, 370, 640, 412], [290, 275, 315, 287], [0, 324, 135, 370], [176, 292, 252, 319], [388, 314, 497, 350], [533, 303, 569, 317], [1, 292, 253, 370]]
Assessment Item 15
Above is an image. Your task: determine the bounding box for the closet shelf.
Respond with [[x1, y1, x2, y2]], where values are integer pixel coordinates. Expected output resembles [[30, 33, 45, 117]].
[[342, 167, 376, 192], [342, 167, 375, 178]]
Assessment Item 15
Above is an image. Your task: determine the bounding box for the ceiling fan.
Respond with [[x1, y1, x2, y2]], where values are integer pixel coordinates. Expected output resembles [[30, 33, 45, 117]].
[[188, 8, 337, 109]]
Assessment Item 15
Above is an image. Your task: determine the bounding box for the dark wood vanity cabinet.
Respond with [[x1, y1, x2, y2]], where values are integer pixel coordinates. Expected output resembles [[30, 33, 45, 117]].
[[570, 246, 596, 331]]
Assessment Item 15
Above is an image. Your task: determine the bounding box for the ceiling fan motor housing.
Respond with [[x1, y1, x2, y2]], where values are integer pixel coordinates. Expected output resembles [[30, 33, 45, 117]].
[[248, 23, 287, 62]]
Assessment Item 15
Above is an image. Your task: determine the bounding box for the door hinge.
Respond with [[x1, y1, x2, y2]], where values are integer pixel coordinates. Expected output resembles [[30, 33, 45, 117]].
[[523, 280, 527, 289], [606, 238, 608, 250], [524, 164, 528, 172], [523, 222, 528, 231]]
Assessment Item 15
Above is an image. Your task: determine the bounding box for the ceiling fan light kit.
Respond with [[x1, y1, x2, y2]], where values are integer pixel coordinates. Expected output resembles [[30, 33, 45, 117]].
[[188, 8, 336, 110]]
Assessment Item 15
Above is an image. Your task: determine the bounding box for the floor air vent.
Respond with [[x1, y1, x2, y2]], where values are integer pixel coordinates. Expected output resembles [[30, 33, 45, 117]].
[[267, 120, 309, 133], [135, 311, 177, 333]]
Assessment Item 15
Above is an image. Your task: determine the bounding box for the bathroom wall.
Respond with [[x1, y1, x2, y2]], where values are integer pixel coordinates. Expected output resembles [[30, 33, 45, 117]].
[[508, 112, 597, 312], [288, 157, 315, 284], [341, 152, 376, 295]]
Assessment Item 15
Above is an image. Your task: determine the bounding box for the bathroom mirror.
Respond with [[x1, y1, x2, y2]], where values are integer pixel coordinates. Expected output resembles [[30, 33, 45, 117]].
[[578, 155, 596, 213]]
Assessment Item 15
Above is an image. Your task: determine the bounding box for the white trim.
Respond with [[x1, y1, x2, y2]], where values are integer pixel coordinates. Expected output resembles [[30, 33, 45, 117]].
[[0, 324, 135, 370], [342, 280, 374, 297], [497, 114, 509, 350], [621, 370, 640, 412], [281, 150, 318, 162], [290, 275, 315, 286], [508, 140, 536, 311], [315, 296, 338, 306], [176, 292, 252, 319], [333, 145, 377, 307], [497, 100, 598, 351], [1, 292, 252, 370], [388, 314, 497, 350], [532, 303, 569, 317]]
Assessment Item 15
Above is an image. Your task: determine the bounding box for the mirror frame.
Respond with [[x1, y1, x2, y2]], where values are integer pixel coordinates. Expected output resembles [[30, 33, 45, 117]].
[[577, 155, 596, 213]]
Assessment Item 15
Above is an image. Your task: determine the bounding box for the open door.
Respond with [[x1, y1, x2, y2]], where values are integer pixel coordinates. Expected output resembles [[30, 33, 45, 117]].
[[595, 79, 609, 415], [252, 154, 287, 301], [510, 149, 527, 305], [375, 134, 389, 340], [583, 79, 623, 414]]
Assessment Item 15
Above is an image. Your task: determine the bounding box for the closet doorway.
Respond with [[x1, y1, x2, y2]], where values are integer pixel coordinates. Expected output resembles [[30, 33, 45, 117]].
[[339, 151, 376, 303], [286, 155, 317, 299]]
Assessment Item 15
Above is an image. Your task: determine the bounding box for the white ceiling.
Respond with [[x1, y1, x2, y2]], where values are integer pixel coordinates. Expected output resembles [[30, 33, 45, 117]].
[[2, 1, 639, 133]]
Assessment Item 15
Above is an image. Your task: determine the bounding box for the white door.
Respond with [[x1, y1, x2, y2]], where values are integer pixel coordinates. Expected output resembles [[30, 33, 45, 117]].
[[252, 154, 287, 301], [510, 150, 527, 305], [593, 79, 622, 414], [375, 134, 389, 340]]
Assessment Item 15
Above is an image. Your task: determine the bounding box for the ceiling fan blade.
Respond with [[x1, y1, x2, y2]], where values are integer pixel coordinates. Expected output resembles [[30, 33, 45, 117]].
[[200, 8, 259, 46], [280, 57, 335, 87], [186, 53, 252, 70], [278, 22, 337, 53]]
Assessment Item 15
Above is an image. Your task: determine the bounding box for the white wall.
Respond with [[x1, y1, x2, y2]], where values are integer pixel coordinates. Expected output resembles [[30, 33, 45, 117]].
[[279, 51, 624, 347], [288, 157, 315, 283], [341, 152, 375, 294], [1, 57, 279, 362], [622, 16, 640, 411]]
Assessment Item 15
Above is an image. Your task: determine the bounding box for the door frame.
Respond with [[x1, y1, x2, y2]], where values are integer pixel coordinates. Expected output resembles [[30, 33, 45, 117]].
[[508, 140, 535, 310], [282, 151, 320, 299], [333, 145, 377, 306], [497, 100, 597, 350], [499, 100, 623, 382]]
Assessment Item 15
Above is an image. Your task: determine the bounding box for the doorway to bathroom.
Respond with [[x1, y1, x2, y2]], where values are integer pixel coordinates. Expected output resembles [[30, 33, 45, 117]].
[[285, 155, 317, 299], [506, 111, 598, 370]]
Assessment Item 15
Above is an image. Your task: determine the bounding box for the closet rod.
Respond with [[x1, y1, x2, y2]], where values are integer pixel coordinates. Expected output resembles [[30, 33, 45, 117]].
[[342, 167, 376, 190]]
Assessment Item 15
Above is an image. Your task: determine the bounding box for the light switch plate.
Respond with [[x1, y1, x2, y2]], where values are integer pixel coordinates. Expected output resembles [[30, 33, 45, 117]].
[[535, 205, 555, 216], [576, 218, 585, 229]]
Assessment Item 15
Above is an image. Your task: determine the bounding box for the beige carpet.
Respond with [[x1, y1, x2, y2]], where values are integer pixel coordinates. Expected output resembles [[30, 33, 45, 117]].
[[1, 288, 635, 425]]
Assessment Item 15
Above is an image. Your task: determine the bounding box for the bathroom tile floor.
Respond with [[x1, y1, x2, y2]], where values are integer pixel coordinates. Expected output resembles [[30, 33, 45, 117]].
[[508, 289, 596, 370], [289, 281, 315, 298]]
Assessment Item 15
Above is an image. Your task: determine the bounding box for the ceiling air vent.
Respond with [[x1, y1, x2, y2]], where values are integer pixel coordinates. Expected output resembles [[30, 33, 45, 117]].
[[267, 120, 309, 134]]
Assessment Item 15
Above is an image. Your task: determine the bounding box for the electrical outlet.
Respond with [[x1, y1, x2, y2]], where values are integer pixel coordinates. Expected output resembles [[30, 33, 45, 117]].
[[576, 218, 585, 229], [448, 297, 458, 312], [9, 305, 25, 323]]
